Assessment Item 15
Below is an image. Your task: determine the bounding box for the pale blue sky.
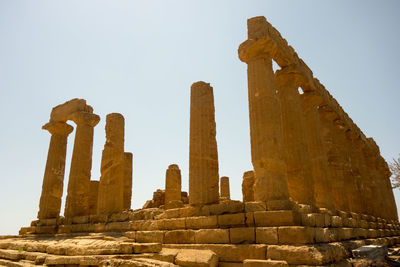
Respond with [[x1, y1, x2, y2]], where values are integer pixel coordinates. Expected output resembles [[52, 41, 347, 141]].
[[0, 1, 399, 235]]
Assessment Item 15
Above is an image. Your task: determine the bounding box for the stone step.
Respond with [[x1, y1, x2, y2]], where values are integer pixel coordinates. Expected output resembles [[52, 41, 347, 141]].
[[0, 258, 37, 267], [164, 244, 268, 262], [44, 253, 155, 266]]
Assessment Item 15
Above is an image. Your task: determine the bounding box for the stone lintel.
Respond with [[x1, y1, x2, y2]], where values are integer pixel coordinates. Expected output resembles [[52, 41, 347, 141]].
[[68, 112, 100, 127]]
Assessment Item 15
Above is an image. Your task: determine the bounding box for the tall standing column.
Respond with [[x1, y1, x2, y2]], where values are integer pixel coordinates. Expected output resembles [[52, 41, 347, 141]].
[[97, 113, 125, 214], [319, 108, 349, 212], [165, 164, 182, 205], [189, 81, 219, 205], [220, 176, 230, 200], [275, 68, 314, 206], [64, 111, 100, 217], [332, 121, 359, 213], [300, 92, 334, 210], [238, 17, 290, 203], [38, 122, 73, 219], [368, 138, 398, 220]]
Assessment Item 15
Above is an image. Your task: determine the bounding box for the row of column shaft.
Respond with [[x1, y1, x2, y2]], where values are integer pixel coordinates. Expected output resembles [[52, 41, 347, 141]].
[[38, 107, 132, 219], [238, 16, 397, 220]]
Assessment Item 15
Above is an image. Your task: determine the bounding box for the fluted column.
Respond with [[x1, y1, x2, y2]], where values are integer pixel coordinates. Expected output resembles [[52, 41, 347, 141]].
[[344, 130, 368, 214], [64, 111, 100, 217], [357, 139, 381, 217], [238, 17, 290, 204], [220, 176, 230, 200], [300, 92, 334, 210], [189, 81, 219, 205], [319, 108, 349, 211], [332, 121, 359, 213], [275, 67, 314, 205], [38, 122, 73, 219], [165, 164, 182, 205], [367, 138, 398, 220], [97, 113, 125, 214]]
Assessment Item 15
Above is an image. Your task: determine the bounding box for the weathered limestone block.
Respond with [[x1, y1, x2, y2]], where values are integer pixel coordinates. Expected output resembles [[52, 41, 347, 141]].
[[238, 17, 290, 203], [300, 92, 334, 210], [175, 249, 218, 267], [38, 121, 73, 219], [230, 227, 255, 244], [256, 227, 278, 244], [50, 98, 92, 122], [165, 164, 182, 205], [267, 243, 348, 265], [189, 81, 219, 205], [220, 176, 230, 200], [253, 211, 299, 227], [186, 216, 218, 229], [194, 229, 230, 244], [245, 202, 266, 212], [242, 171, 255, 202], [88, 180, 99, 215], [218, 213, 246, 228], [160, 218, 186, 230], [277, 226, 315, 244], [164, 244, 268, 262], [136, 231, 164, 243], [64, 111, 100, 217], [243, 259, 289, 267], [97, 113, 125, 214], [207, 201, 245, 215], [124, 152, 133, 210], [164, 230, 196, 244], [275, 67, 314, 206]]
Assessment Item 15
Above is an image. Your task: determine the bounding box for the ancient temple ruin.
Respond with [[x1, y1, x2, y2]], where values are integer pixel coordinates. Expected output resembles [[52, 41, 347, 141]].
[[1, 16, 399, 267]]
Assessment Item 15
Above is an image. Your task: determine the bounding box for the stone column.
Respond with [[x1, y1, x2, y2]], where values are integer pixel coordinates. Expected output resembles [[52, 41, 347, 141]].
[[358, 139, 382, 217], [275, 68, 314, 206], [238, 17, 290, 205], [64, 111, 100, 217], [332, 121, 359, 213], [189, 81, 219, 205], [242, 171, 255, 202], [37, 122, 73, 219], [300, 92, 334, 210], [367, 138, 398, 220], [123, 152, 133, 210], [220, 176, 230, 200], [318, 108, 349, 212], [88, 180, 99, 215], [344, 130, 367, 214], [97, 113, 125, 214], [165, 164, 182, 205]]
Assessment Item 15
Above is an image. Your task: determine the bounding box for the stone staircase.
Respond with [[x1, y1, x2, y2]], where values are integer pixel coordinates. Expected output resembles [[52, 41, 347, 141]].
[[1, 201, 396, 266]]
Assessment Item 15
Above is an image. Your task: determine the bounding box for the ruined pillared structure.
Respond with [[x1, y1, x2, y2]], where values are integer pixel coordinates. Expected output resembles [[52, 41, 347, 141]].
[[1, 16, 399, 267]]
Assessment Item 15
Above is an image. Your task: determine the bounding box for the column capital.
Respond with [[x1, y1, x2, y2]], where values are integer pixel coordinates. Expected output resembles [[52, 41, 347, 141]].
[[238, 37, 277, 63], [68, 112, 100, 127], [42, 121, 74, 136]]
